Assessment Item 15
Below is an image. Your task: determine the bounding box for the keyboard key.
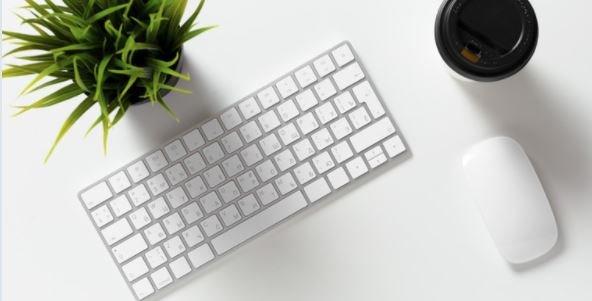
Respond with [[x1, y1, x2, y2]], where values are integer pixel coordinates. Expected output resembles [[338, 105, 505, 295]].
[[112, 233, 148, 263], [353, 81, 385, 118], [295, 89, 318, 112], [255, 160, 279, 182], [314, 78, 337, 101], [132, 278, 154, 300], [203, 142, 225, 164], [327, 167, 350, 189], [145, 246, 167, 268], [238, 97, 261, 119], [294, 65, 317, 88], [200, 191, 222, 214], [304, 178, 331, 203], [129, 207, 151, 230], [278, 123, 300, 146], [146, 150, 168, 172], [258, 110, 281, 133], [185, 176, 208, 198], [147, 197, 169, 219], [102, 219, 133, 245], [110, 195, 132, 217], [313, 54, 336, 78], [315, 102, 338, 124], [81, 182, 112, 209], [218, 181, 240, 203], [165, 187, 189, 209], [277, 99, 299, 122], [274, 149, 297, 171], [292, 138, 316, 161], [294, 162, 316, 185], [219, 204, 242, 226], [163, 236, 186, 258], [275, 173, 297, 195], [151, 267, 173, 289], [345, 157, 368, 179], [349, 106, 371, 129], [365, 146, 387, 168], [203, 166, 225, 188], [163, 213, 185, 235], [108, 171, 131, 193], [164, 140, 187, 162], [296, 112, 319, 135], [146, 174, 169, 196], [211, 191, 307, 254], [200, 215, 223, 237], [122, 257, 149, 281], [220, 107, 242, 130], [259, 133, 282, 156], [202, 118, 224, 140], [349, 118, 396, 153], [330, 117, 353, 140], [184, 152, 207, 175], [222, 155, 244, 177], [331, 141, 354, 163], [256, 183, 279, 205], [312, 151, 335, 174], [240, 144, 263, 166], [144, 223, 166, 245], [181, 202, 203, 224], [311, 128, 334, 151], [128, 184, 150, 206], [221, 132, 244, 153], [182, 225, 204, 247], [169, 256, 191, 279], [331, 44, 355, 67], [91, 205, 113, 228], [257, 86, 280, 109], [165, 163, 188, 186], [127, 161, 150, 183], [332, 62, 365, 90], [333, 91, 357, 114], [275, 76, 298, 99], [237, 170, 259, 192], [383, 135, 406, 158], [187, 244, 214, 269], [183, 129, 205, 151], [237, 194, 260, 216], [239, 121, 262, 143]]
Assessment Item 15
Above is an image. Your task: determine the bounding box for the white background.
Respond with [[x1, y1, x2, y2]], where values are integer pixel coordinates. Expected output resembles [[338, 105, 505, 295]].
[[2, 0, 592, 300]]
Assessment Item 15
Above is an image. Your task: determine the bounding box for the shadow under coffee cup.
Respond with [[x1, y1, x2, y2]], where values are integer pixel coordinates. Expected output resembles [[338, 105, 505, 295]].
[[435, 0, 538, 82]]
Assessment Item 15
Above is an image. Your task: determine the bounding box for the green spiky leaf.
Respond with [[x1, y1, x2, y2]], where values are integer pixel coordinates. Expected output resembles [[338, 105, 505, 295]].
[[4, 0, 215, 161], [44, 95, 95, 163]]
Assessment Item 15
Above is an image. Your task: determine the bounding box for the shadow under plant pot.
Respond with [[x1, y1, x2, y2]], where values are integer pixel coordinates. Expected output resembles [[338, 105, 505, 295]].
[[131, 48, 185, 105]]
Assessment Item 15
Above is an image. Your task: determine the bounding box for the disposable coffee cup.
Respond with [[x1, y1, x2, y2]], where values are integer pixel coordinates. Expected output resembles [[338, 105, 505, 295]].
[[435, 0, 538, 82]]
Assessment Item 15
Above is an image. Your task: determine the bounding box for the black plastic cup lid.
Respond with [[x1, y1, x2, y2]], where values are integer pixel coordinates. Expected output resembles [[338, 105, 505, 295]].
[[435, 0, 538, 81]]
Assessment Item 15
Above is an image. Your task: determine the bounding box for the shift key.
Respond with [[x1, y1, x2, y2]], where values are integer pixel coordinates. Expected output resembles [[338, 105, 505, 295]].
[[349, 118, 396, 153], [112, 234, 148, 263]]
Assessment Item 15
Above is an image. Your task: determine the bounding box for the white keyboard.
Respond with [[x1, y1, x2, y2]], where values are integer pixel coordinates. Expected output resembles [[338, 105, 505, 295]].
[[79, 41, 408, 300]]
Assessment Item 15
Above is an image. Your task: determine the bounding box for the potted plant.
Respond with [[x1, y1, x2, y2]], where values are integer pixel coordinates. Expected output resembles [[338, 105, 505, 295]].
[[2, 0, 215, 161]]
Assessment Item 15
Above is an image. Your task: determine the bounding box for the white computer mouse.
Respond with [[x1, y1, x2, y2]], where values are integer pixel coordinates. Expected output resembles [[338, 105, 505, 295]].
[[462, 136, 558, 264]]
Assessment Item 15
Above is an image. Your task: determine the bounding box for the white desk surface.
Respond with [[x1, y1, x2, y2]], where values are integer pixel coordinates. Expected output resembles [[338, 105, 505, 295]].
[[2, 0, 592, 300]]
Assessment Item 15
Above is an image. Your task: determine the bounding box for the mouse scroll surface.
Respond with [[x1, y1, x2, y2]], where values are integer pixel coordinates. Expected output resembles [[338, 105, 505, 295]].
[[463, 137, 558, 264]]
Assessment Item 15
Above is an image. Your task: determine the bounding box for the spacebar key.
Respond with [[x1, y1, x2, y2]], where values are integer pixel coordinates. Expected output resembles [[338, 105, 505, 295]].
[[211, 191, 307, 255]]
